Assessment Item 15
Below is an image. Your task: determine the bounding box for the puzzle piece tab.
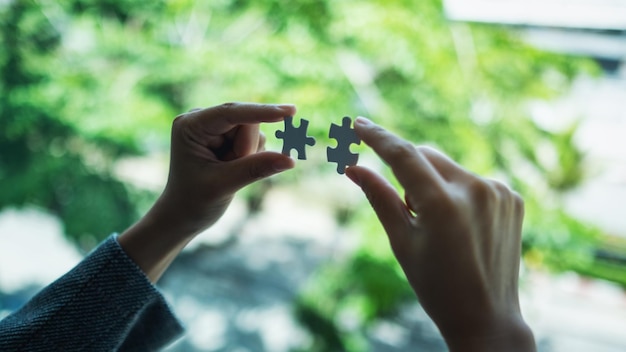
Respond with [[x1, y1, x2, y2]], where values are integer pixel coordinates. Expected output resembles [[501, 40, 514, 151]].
[[275, 116, 316, 160], [327, 116, 361, 174]]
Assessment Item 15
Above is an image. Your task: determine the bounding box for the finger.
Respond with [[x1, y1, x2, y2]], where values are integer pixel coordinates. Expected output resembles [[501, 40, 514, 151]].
[[257, 132, 266, 152], [418, 146, 472, 182], [511, 192, 525, 246], [234, 124, 260, 157], [188, 102, 296, 134], [220, 152, 294, 193], [353, 117, 444, 208], [346, 166, 412, 244]]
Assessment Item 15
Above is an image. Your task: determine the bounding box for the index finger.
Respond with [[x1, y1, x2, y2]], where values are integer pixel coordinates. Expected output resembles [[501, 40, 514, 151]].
[[187, 102, 296, 134], [353, 117, 444, 204]]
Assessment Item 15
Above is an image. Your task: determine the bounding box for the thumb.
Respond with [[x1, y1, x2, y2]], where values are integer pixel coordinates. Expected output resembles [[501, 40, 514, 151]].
[[223, 152, 294, 192], [346, 166, 411, 243]]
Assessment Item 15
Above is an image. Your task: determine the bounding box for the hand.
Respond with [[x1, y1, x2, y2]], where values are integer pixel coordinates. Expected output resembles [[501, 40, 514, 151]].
[[345, 117, 535, 352], [156, 102, 296, 235], [119, 102, 295, 282]]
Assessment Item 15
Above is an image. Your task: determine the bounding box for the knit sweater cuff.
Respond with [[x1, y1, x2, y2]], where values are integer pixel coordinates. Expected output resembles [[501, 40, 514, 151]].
[[0, 235, 184, 352]]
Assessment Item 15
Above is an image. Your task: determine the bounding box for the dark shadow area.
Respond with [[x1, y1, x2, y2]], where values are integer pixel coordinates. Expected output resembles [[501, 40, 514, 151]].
[[159, 238, 450, 351]]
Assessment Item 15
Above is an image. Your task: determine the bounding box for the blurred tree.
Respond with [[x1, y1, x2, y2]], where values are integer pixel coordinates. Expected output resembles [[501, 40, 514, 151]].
[[0, 0, 616, 349], [0, 0, 142, 248]]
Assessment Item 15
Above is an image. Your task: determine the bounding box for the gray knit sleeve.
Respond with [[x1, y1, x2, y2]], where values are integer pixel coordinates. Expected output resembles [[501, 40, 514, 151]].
[[0, 235, 184, 351]]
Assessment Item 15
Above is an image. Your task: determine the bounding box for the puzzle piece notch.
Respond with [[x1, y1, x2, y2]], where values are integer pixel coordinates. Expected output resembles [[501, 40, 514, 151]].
[[327, 116, 361, 174], [275, 116, 316, 160]]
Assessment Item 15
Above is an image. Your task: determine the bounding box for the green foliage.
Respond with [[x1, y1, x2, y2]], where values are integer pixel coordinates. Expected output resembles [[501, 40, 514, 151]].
[[522, 206, 626, 289], [0, 0, 142, 246], [545, 121, 586, 191], [294, 302, 347, 352], [295, 247, 413, 351], [0, 0, 617, 348]]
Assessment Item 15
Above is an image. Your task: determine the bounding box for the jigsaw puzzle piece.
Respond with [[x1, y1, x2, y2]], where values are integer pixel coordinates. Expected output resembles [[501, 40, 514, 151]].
[[327, 116, 361, 174], [275, 116, 316, 160]]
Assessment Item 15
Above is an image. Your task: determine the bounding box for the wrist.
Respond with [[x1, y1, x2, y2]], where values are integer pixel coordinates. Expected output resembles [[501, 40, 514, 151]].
[[154, 185, 233, 238], [442, 315, 536, 352], [117, 198, 196, 283], [142, 194, 198, 240]]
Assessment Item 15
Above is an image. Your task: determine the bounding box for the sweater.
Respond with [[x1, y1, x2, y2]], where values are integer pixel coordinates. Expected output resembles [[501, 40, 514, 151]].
[[0, 235, 184, 351]]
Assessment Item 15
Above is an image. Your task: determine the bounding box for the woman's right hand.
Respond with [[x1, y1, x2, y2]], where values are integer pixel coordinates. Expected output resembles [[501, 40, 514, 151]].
[[346, 117, 535, 352]]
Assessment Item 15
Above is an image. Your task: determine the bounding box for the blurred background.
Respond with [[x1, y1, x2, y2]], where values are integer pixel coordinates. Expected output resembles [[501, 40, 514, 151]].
[[1, 0, 625, 351]]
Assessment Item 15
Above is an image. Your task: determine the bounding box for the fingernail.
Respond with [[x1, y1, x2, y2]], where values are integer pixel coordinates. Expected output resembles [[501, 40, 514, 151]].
[[277, 104, 296, 111], [355, 116, 373, 126], [273, 158, 294, 172]]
